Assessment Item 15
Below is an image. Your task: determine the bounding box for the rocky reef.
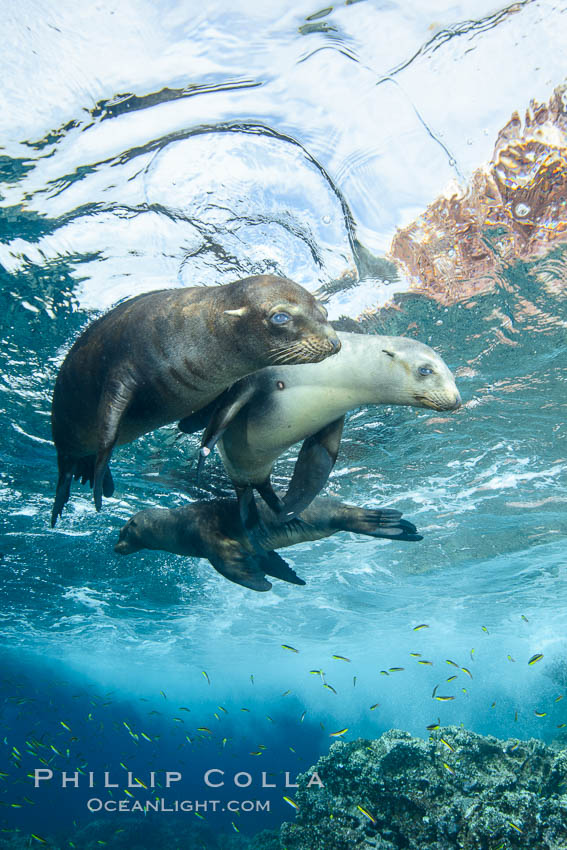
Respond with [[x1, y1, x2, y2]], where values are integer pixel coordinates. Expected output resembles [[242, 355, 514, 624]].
[[280, 727, 567, 850], [390, 85, 567, 305]]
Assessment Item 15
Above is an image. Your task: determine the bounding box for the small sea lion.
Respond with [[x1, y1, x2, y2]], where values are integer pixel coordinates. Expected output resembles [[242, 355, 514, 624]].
[[114, 496, 422, 592], [51, 274, 340, 525], [181, 331, 461, 531]]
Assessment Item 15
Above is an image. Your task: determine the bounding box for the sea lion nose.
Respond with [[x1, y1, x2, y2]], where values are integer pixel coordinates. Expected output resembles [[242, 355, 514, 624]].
[[451, 392, 462, 410], [329, 336, 341, 353]]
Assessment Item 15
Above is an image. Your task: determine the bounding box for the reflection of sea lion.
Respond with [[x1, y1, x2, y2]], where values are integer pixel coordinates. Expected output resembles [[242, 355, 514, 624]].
[[182, 332, 461, 530], [51, 275, 340, 526], [114, 496, 422, 592]]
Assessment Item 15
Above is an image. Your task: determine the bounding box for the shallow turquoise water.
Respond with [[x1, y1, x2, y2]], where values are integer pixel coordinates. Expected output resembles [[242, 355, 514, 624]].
[[1, 2, 567, 846]]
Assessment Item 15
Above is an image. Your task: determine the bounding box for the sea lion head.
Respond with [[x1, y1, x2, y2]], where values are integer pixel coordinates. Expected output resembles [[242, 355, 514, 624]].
[[379, 338, 461, 411], [114, 509, 173, 555], [221, 274, 340, 366]]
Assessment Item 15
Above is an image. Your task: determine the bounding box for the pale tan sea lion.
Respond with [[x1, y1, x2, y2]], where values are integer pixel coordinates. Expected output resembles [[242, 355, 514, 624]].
[[181, 331, 460, 531]]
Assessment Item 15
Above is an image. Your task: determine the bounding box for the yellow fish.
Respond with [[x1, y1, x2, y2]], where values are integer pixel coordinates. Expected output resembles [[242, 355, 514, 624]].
[[461, 667, 473, 679], [442, 762, 455, 775], [281, 645, 299, 653], [329, 728, 348, 737], [332, 655, 350, 662], [356, 805, 376, 824], [370, 703, 380, 711], [202, 671, 210, 685], [435, 696, 455, 702], [324, 684, 337, 695], [283, 796, 299, 810], [528, 653, 543, 666], [413, 624, 429, 631]]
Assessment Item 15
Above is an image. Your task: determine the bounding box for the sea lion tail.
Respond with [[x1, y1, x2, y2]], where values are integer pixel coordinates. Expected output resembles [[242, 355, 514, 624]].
[[336, 507, 423, 542]]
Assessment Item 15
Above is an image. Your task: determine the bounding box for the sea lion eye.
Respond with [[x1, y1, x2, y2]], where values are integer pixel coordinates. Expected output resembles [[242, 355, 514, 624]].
[[419, 366, 434, 376], [270, 311, 291, 325]]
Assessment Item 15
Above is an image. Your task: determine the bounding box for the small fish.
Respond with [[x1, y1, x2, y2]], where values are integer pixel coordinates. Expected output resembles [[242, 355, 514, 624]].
[[440, 738, 454, 752], [435, 696, 455, 702], [356, 805, 376, 824], [379, 670, 389, 676], [60, 722, 71, 732], [481, 626, 489, 633], [282, 689, 292, 696], [507, 655, 516, 662], [283, 796, 299, 810], [534, 711, 547, 718], [332, 655, 350, 662], [389, 667, 404, 673], [197, 727, 212, 734], [179, 706, 191, 712], [140, 733, 152, 742], [461, 667, 473, 679], [30, 836, 48, 845], [300, 711, 306, 723], [418, 660, 433, 666], [309, 670, 324, 677], [528, 653, 543, 666], [240, 708, 250, 713], [555, 695, 564, 703], [250, 675, 254, 684], [426, 721, 440, 731], [432, 685, 439, 699], [218, 705, 227, 713], [514, 711, 518, 722], [442, 762, 455, 775], [413, 624, 429, 631], [491, 702, 496, 708], [231, 821, 240, 832], [508, 821, 523, 833], [250, 751, 262, 756], [521, 614, 529, 623], [324, 684, 337, 694], [410, 652, 422, 658], [446, 660, 459, 668], [202, 671, 210, 685], [195, 812, 205, 820], [470, 648, 475, 660], [160, 690, 167, 699], [370, 703, 380, 711], [557, 723, 567, 728], [124, 789, 134, 798], [446, 676, 457, 683], [353, 676, 357, 687], [329, 728, 348, 737], [281, 645, 299, 653], [510, 742, 520, 751]]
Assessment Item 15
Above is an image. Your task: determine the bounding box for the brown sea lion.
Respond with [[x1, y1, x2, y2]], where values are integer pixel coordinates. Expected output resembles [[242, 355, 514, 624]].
[[114, 496, 422, 591], [51, 274, 340, 525], [180, 331, 461, 533]]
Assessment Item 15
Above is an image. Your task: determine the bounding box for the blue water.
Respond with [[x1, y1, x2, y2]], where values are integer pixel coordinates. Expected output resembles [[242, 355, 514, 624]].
[[1, 1, 567, 846]]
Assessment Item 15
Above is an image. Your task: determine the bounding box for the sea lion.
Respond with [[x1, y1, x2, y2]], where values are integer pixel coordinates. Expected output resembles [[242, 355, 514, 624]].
[[51, 274, 340, 526], [181, 331, 461, 531], [114, 496, 422, 591]]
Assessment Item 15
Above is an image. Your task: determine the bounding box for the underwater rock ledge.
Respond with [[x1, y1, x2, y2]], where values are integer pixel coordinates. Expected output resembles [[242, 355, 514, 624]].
[[279, 727, 567, 850]]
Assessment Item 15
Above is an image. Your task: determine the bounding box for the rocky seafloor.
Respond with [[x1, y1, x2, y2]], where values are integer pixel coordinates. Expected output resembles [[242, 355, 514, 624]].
[[280, 727, 567, 850], [2, 727, 566, 849]]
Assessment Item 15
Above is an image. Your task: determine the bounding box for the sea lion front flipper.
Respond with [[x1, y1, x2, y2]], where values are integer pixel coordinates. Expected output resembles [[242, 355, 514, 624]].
[[196, 379, 257, 481], [259, 551, 306, 586], [206, 542, 272, 592], [277, 415, 345, 523], [178, 398, 220, 436]]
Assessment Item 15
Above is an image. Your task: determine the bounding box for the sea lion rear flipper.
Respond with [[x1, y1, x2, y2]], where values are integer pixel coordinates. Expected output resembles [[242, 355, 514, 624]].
[[93, 374, 135, 511], [277, 415, 345, 523], [51, 460, 73, 527], [259, 551, 306, 586], [196, 380, 257, 481], [338, 507, 423, 542], [206, 544, 272, 592]]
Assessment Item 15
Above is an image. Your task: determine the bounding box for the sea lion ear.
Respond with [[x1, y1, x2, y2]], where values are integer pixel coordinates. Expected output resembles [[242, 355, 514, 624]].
[[224, 307, 249, 317], [382, 349, 395, 358]]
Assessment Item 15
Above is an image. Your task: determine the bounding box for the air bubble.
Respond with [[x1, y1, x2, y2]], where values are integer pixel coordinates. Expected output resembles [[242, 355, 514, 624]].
[[515, 203, 531, 218], [322, 214, 331, 224]]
